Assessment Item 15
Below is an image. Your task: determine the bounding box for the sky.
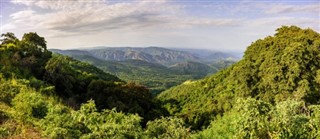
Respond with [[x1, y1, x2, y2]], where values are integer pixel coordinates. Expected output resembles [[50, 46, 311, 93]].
[[0, 0, 319, 52]]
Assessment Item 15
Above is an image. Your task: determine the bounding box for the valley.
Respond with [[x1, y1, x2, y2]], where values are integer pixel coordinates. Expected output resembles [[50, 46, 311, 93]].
[[1, 26, 320, 138], [1, 0, 318, 138], [51, 47, 238, 94]]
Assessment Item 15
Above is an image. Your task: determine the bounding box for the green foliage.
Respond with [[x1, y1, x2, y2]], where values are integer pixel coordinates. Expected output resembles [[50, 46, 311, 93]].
[[0, 77, 143, 139], [0, 32, 52, 79], [12, 88, 49, 120], [145, 117, 190, 139], [74, 100, 143, 139], [159, 26, 320, 129], [1, 27, 320, 138], [44, 55, 121, 97], [0, 110, 10, 138], [40, 100, 144, 139], [87, 80, 167, 124], [193, 98, 320, 139], [0, 77, 27, 104], [169, 61, 217, 78]]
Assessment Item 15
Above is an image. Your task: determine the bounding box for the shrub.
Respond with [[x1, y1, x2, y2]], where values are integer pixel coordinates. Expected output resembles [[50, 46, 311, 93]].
[[145, 117, 190, 139], [12, 89, 48, 120]]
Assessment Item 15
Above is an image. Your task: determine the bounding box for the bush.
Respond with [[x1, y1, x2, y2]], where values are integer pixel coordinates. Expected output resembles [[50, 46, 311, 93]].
[[145, 117, 190, 139], [40, 105, 84, 139], [12, 89, 48, 120], [73, 100, 143, 139], [0, 78, 28, 104], [193, 98, 320, 139], [40, 100, 144, 139]]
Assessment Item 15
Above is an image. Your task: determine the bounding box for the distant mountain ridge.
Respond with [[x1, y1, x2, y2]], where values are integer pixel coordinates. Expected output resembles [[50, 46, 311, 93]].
[[51, 47, 239, 66]]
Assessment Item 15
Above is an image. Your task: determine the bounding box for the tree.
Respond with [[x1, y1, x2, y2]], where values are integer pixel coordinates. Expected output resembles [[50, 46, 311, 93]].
[[0, 32, 52, 79]]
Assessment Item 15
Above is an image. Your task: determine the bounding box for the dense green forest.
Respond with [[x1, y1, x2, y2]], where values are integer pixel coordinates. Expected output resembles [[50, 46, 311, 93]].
[[1, 26, 320, 138], [159, 26, 320, 135]]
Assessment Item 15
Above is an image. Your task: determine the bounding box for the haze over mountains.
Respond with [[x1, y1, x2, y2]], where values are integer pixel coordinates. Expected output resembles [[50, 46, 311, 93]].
[[51, 47, 241, 66]]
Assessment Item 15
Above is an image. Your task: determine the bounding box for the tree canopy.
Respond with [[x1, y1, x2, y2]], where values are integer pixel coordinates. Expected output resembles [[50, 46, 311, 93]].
[[159, 26, 320, 129]]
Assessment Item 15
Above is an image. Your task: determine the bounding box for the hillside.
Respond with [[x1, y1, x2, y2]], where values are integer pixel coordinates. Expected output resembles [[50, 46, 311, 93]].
[[158, 26, 320, 131], [0, 33, 177, 138], [169, 61, 217, 78]]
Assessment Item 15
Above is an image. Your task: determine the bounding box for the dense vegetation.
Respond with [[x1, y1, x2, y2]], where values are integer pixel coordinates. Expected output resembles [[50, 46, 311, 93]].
[[0, 32, 182, 138], [1, 26, 320, 138], [0, 78, 188, 138], [159, 26, 320, 131]]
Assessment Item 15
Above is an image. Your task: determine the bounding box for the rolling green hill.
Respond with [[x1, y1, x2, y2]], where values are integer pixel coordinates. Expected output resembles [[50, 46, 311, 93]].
[[158, 26, 320, 130], [169, 61, 217, 78]]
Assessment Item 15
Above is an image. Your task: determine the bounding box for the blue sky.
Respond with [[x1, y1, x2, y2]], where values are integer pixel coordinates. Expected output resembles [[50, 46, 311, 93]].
[[1, 0, 319, 52]]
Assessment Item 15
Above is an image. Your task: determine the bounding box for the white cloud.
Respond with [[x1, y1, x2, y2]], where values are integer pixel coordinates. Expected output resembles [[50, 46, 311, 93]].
[[2, 23, 16, 31], [7, 0, 241, 36], [10, 10, 35, 20], [5, 0, 320, 51], [248, 17, 319, 31], [11, 0, 104, 10], [265, 4, 320, 15]]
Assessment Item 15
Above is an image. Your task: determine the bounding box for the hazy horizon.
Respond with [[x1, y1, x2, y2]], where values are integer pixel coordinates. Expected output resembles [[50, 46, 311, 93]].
[[1, 0, 319, 52]]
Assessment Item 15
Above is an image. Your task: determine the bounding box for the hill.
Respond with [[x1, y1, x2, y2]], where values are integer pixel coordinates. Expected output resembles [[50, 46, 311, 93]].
[[0, 32, 175, 138], [169, 61, 217, 78], [158, 26, 320, 130]]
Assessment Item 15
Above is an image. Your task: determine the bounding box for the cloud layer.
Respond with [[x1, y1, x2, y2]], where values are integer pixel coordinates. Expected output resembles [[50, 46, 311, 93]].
[[2, 0, 320, 51]]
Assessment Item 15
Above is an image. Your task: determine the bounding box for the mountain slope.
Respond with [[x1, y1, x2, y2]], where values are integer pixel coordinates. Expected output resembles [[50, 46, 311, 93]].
[[169, 61, 217, 78], [158, 26, 320, 129], [173, 48, 242, 62], [86, 47, 199, 65]]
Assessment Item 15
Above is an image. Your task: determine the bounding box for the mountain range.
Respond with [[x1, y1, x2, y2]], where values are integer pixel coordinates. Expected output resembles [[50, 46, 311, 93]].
[[51, 47, 238, 94], [51, 47, 240, 66]]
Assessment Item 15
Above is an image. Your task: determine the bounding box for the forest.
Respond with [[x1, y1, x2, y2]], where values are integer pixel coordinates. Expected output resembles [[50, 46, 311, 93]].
[[0, 26, 320, 138]]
